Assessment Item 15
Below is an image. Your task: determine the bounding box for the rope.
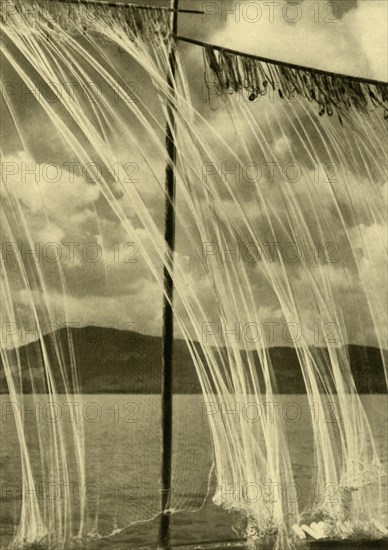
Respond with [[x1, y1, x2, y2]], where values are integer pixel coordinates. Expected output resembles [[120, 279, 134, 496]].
[[176, 35, 388, 87], [17, 0, 205, 14]]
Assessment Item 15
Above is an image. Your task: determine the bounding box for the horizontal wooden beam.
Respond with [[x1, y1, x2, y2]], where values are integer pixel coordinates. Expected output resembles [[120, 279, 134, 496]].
[[176, 34, 388, 87]]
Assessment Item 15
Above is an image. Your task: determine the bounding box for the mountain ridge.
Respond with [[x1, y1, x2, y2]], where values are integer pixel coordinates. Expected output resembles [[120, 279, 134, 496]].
[[0, 326, 386, 394]]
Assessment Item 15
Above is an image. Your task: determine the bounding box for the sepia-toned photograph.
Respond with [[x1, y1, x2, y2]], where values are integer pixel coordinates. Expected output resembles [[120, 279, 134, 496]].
[[0, 1, 387, 549]]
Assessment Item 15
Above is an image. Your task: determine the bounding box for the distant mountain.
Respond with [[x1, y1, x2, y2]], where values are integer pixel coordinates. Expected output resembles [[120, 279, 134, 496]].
[[0, 326, 386, 393]]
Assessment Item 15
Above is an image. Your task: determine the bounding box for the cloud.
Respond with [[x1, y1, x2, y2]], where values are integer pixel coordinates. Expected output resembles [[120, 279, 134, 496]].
[[1, 152, 100, 217], [1, 6, 386, 347], [344, 0, 388, 80]]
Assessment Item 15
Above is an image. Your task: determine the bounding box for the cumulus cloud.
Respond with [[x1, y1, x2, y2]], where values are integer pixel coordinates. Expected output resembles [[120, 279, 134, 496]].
[[344, 0, 388, 80], [1, 152, 100, 217]]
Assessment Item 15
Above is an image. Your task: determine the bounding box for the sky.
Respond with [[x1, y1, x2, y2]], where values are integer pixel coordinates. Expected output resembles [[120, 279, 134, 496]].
[[1, 0, 387, 348]]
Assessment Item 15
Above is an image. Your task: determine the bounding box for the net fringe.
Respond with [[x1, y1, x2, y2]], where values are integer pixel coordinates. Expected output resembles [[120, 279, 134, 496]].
[[203, 46, 388, 120]]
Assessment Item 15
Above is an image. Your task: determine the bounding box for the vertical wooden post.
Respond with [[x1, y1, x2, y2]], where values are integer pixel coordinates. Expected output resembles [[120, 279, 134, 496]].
[[160, 1, 178, 549]]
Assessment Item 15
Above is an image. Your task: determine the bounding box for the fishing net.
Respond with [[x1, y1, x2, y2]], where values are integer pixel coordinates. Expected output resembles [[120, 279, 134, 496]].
[[0, 1, 387, 548]]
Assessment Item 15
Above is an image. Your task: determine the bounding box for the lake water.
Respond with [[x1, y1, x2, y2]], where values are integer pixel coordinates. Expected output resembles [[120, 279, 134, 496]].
[[0, 395, 387, 549]]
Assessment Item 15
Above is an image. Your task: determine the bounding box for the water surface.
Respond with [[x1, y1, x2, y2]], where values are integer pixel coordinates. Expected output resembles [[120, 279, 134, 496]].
[[1, 395, 387, 548]]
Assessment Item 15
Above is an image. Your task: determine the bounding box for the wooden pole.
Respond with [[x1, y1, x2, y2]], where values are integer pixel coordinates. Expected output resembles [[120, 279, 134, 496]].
[[160, 1, 179, 549]]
